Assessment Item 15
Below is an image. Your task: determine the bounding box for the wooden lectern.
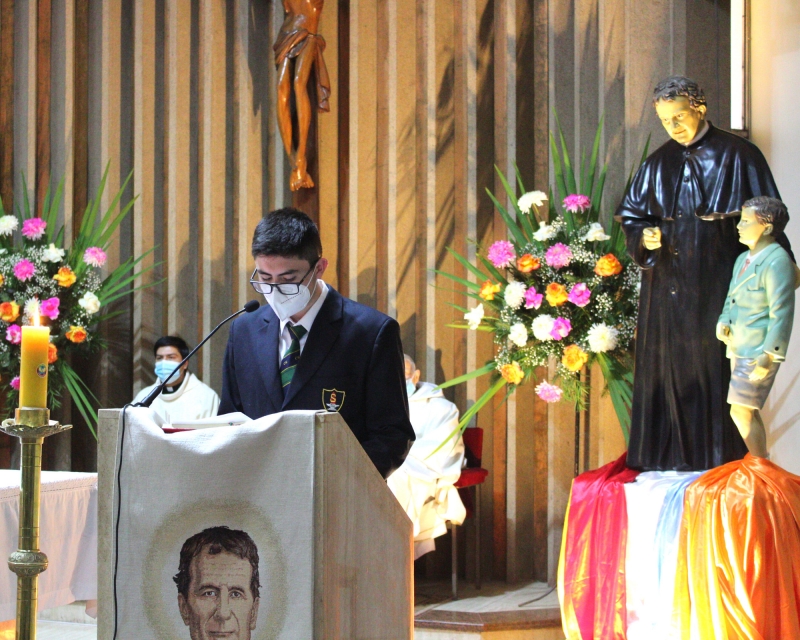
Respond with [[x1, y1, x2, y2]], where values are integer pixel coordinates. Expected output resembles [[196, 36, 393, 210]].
[[96, 409, 413, 640]]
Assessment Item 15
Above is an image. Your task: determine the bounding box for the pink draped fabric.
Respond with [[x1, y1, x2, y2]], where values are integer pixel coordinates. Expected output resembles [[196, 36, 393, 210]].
[[558, 453, 640, 639]]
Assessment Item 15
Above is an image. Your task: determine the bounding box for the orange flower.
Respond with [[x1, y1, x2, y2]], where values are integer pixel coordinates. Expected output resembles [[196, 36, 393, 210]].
[[499, 362, 525, 385], [53, 266, 77, 288], [0, 301, 19, 323], [562, 344, 589, 372], [594, 253, 623, 277], [66, 326, 87, 344], [0, 274, 4, 287], [516, 254, 541, 273], [545, 283, 568, 306], [47, 343, 58, 364], [479, 280, 502, 301]]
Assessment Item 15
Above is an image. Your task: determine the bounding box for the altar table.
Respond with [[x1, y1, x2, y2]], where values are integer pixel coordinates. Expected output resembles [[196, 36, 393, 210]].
[[0, 470, 98, 622]]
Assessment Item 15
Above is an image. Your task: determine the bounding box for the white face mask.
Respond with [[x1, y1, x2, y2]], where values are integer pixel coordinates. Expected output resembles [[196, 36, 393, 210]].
[[264, 278, 318, 321]]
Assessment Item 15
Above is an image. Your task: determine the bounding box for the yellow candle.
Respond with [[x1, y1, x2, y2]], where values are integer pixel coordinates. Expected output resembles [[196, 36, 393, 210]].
[[20, 326, 50, 408]]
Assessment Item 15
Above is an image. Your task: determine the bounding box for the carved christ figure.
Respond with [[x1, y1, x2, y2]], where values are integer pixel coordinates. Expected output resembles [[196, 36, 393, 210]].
[[274, 0, 331, 191]]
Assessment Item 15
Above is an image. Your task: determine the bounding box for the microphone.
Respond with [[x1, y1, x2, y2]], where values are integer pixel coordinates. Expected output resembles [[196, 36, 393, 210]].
[[136, 300, 261, 408]]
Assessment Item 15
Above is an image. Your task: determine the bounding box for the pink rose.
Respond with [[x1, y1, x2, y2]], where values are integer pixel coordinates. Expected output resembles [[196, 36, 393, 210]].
[[5, 324, 20, 344], [83, 246, 107, 268], [487, 241, 516, 269], [13, 259, 35, 281], [21, 217, 47, 240], [563, 194, 591, 214], [40, 297, 60, 320], [524, 286, 543, 310], [10, 376, 20, 391], [545, 243, 573, 268], [567, 283, 591, 307], [535, 381, 563, 403], [550, 317, 572, 340]]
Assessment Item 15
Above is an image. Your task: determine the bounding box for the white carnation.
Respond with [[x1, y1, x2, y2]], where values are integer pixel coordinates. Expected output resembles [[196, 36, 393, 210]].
[[504, 280, 527, 310], [42, 243, 66, 263], [517, 190, 548, 214], [533, 221, 557, 242], [531, 314, 556, 341], [0, 215, 18, 236], [508, 322, 529, 347], [79, 291, 101, 315], [582, 222, 611, 242], [464, 303, 484, 330], [587, 323, 619, 353]]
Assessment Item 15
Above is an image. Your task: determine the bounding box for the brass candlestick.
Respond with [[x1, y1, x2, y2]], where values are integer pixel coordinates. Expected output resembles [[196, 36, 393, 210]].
[[1, 408, 71, 640]]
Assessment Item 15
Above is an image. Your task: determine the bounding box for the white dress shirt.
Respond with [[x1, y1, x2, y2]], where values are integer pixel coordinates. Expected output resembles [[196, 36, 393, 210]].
[[277, 279, 329, 366]]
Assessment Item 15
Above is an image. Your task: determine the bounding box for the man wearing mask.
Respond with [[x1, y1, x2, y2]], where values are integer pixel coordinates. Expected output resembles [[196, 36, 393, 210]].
[[387, 355, 466, 558], [219, 208, 414, 479], [133, 336, 220, 422]]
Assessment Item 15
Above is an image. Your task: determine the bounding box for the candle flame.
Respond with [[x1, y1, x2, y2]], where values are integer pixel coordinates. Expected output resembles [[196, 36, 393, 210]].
[[30, 301, 40, 327]]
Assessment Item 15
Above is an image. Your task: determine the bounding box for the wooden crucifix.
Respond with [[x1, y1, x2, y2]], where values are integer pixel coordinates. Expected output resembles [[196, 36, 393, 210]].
[[274, 0, 330, 194]]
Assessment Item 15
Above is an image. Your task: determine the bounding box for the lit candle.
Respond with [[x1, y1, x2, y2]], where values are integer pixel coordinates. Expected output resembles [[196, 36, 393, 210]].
[[20, 318, 50, 408]]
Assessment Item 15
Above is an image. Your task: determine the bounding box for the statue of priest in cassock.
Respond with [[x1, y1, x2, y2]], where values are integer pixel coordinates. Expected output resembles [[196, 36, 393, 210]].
[[618, 76, 794, 471]]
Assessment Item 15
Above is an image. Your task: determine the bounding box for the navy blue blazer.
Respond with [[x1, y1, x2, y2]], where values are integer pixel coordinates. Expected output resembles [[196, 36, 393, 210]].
[[219, 287, 415, 478]]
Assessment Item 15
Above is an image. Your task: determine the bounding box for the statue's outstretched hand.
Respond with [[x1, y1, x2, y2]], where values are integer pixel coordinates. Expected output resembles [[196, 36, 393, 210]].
[[642, 227, 662, 250], [749, 352, 774, 381], [716, 323, 732, 345]]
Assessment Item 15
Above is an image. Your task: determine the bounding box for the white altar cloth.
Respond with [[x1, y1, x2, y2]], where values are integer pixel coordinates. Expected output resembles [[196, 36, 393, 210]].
[[0, 470, 98, 621]]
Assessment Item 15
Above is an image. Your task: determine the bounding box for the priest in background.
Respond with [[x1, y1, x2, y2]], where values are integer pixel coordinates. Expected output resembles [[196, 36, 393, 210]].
[[387, 354, 466, 559], [133, 336, 220, 422]]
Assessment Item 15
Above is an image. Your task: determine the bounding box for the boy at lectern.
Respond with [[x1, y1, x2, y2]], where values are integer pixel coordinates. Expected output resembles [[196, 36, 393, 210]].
[[717, 196, 795, 458]]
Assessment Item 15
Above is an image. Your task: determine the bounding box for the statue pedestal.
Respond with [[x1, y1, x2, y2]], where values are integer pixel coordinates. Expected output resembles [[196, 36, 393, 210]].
[[559, 453, 800, 639]]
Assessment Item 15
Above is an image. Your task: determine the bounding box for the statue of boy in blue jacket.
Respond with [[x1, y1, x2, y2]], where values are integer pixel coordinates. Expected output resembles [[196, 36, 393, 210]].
[[717, 196, 796, 458]]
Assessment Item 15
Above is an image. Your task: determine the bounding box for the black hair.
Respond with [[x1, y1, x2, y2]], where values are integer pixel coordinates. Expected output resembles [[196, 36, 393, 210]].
[[154, 336, 190, 360], [653, 76, 707, 110], [742, 196, 790, 236], [251, 207, 322, 264], [173, 526, 261, 599]]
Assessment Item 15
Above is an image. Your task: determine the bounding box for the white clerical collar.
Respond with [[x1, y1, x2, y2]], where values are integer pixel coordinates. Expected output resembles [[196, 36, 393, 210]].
[[683, 121, 710, 147], [280, 279, 329, 336]]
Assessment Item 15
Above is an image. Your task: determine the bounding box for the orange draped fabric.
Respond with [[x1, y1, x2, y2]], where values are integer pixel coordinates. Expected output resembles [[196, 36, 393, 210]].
[[558, 453, 640, 639], [673, 454, 800, 639]]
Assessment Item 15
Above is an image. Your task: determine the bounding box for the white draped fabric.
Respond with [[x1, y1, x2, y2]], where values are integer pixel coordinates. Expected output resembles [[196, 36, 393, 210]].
[[624, 470, 703, 639], [0, 470, 98, 622], [387, 382, 466, 559]]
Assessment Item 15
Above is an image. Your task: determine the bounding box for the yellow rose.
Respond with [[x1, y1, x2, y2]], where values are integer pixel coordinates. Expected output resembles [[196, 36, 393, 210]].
[[66, 326, 88, 344], [545, 282, 568, 306], [562, 344, 589, 372], [53, 266, 77, 288], [0, 301, 19, 323], [516, 254, 540, 274], [479, 280, 502, 301], [594, 253, 623, 277], [499, 362, 525, 385], [0, 274, 4, 287], [47, 343, 58, 364]]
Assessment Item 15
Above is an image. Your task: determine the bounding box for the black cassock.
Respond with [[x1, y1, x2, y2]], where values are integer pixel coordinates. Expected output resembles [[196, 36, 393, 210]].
[[618, 123, 791, 471]]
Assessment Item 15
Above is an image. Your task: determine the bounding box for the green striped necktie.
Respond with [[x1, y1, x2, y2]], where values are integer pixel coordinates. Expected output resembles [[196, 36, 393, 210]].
[[280, 323, 308, 389]]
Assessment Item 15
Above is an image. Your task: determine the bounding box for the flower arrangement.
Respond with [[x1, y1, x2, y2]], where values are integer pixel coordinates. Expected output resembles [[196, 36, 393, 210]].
[[438, 117, 648, 440], [0, 169, 156, 435]]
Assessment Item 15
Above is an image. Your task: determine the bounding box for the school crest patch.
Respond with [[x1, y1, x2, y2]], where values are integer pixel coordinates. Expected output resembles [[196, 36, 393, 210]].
[[322, 389, 345, 412]]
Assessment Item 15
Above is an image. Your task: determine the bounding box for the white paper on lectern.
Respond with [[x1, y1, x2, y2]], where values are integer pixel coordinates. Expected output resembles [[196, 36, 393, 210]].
[[112, 407, 314, 640], [166, 411, 251, 430]]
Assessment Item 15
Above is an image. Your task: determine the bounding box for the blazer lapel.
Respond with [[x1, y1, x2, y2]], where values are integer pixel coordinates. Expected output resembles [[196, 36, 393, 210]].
[[729, 244, 781, 294], [257, 307, 284, 412], [282, 288, 344, 409]]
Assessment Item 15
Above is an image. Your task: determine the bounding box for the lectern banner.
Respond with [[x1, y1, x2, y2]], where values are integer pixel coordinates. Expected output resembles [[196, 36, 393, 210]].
[[112, 407, 315, 640]]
